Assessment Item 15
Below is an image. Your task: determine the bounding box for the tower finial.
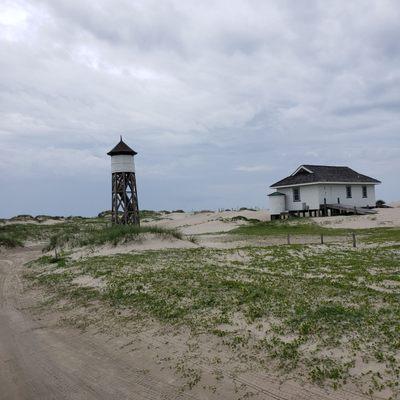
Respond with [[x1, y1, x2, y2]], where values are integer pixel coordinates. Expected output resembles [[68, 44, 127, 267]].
[[120, 135, 122, 141]]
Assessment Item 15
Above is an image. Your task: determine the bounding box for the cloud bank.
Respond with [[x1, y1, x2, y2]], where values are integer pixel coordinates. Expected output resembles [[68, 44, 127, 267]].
[[0, 0, 399, 216]]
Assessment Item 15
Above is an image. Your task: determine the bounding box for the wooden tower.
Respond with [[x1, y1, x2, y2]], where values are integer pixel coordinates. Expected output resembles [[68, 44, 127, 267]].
[[107, 137, 140, 225]]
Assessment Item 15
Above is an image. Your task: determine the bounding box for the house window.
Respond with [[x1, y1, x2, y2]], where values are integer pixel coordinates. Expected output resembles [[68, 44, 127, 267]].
[[346, 186, 352, 198], [293, 187, 300, 202], [362, 186, 367, 198]]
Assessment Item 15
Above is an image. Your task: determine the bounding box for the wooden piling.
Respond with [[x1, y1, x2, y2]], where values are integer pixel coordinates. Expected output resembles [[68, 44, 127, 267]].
[[320, 234, 324, 245], [352, 232, 356, 248], [287, 234, 291, 245]]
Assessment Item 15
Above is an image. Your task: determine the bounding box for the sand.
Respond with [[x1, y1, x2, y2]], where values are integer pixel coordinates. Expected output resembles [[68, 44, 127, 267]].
[[313, 207, 400, 229], [143, 209, 269, 235], [145, 207, 400, 233], [3, 207, 399, 399], [1, 247, 378, 400], [68, 211, 268, 257], [1, 219, 65, 226], [70, 233, 198, 259], [72, 275, 107, 289], [71, 206, 400, 257]]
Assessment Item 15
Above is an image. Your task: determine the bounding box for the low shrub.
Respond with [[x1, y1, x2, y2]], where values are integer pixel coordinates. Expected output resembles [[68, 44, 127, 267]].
[[0, 236, 23, 248], [45, 224, 183, 250]]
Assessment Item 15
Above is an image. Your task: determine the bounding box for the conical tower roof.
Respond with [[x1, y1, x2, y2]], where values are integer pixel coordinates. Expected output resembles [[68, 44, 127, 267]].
[[107, 137, 137, 156]]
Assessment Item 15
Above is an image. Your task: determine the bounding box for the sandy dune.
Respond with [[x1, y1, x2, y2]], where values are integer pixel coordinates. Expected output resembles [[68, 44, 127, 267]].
[[70, 207, 399, 257], [146, 207, 400, 233], [143, 210, 269, 234], [313, 208, 400, 229], [70, 233, 198, 260], [69, 211, 268, 258]]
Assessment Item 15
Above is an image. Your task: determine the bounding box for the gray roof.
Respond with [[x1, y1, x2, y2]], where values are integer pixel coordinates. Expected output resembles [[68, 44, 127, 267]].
[[107, 137, 137, 156], [270, 165, 381, 188], [268, 191, 285, 196]]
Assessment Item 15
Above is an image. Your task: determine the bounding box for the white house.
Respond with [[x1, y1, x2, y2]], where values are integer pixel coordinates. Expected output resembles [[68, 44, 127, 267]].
[[268, 165, 381, 219]]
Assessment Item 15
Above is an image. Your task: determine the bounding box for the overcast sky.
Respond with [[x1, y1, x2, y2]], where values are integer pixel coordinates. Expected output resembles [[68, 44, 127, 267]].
[[0, 0, 399, 217]]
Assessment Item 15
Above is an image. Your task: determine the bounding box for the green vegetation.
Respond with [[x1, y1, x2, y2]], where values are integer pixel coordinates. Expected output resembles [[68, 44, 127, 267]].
[[26, 242, 400, 394], [11, 214, 400, 395], [0, 218, 105, 245], [0, 223, 71, 247], [45, 224, 183, 250], [230, 215, 261, 223], [230, 219, 400, 248], [139, 210, 164, 220], [0, 218, 183, 250], [0, 235, 23, 247], [358, 227, 400, 243], [231, 219, 348, 236]]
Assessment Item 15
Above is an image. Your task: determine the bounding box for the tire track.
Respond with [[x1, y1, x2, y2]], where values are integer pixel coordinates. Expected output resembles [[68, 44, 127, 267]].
[[0, 247, 200, 400], [0, 247, 383, 400]]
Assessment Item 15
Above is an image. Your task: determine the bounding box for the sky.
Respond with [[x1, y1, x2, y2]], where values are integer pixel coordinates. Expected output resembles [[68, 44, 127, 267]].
[[0, 0, 399, 217]]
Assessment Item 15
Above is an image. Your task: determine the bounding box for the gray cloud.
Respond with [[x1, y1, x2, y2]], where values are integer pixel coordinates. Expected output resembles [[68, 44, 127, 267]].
[[0, 0, 399, 217]]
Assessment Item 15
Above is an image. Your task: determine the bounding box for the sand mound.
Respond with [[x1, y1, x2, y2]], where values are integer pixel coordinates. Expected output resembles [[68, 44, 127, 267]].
[[144, 210, 269, 235], [3, 215, 66, 225], [314, 208, 400, 229], [70, 233, 198, 260]]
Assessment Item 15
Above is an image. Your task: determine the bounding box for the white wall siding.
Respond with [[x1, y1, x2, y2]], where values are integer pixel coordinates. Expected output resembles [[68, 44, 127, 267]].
[[273, 183, 376, 212], [318, 184, 375, 207], [278, 185, 320, 211], [111, 155, 135, 173]]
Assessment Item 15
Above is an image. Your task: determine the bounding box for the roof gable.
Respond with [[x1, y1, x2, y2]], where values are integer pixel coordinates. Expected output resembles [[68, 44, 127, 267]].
[[291, 165, 313, 176], [270, 165, 381, 188]]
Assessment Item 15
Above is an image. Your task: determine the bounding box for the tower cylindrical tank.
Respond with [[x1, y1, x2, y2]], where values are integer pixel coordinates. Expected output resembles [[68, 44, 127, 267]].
[[111, 154, 135, 173], [268, 192, 286, 215]]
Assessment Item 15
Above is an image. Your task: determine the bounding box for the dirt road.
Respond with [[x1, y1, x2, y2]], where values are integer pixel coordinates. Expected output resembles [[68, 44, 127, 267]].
[[0, 247, 200, 400], [0, 246, 376, 400]]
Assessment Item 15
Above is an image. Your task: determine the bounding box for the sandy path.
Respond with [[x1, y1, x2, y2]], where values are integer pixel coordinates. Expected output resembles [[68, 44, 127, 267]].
[[0, 247, 198, 400], [0, 246, 379, 400]]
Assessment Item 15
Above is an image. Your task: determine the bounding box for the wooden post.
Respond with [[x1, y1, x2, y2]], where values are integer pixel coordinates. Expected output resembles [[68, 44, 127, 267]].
[[352, 232, 356, 248], [287, 234, 291, 245], [320, 234, 324, 245]]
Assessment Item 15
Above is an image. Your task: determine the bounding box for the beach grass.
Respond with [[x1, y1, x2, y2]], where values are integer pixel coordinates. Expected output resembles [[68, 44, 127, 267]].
[[26, 241, 400, 394], [0, 219, 183, 250]]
